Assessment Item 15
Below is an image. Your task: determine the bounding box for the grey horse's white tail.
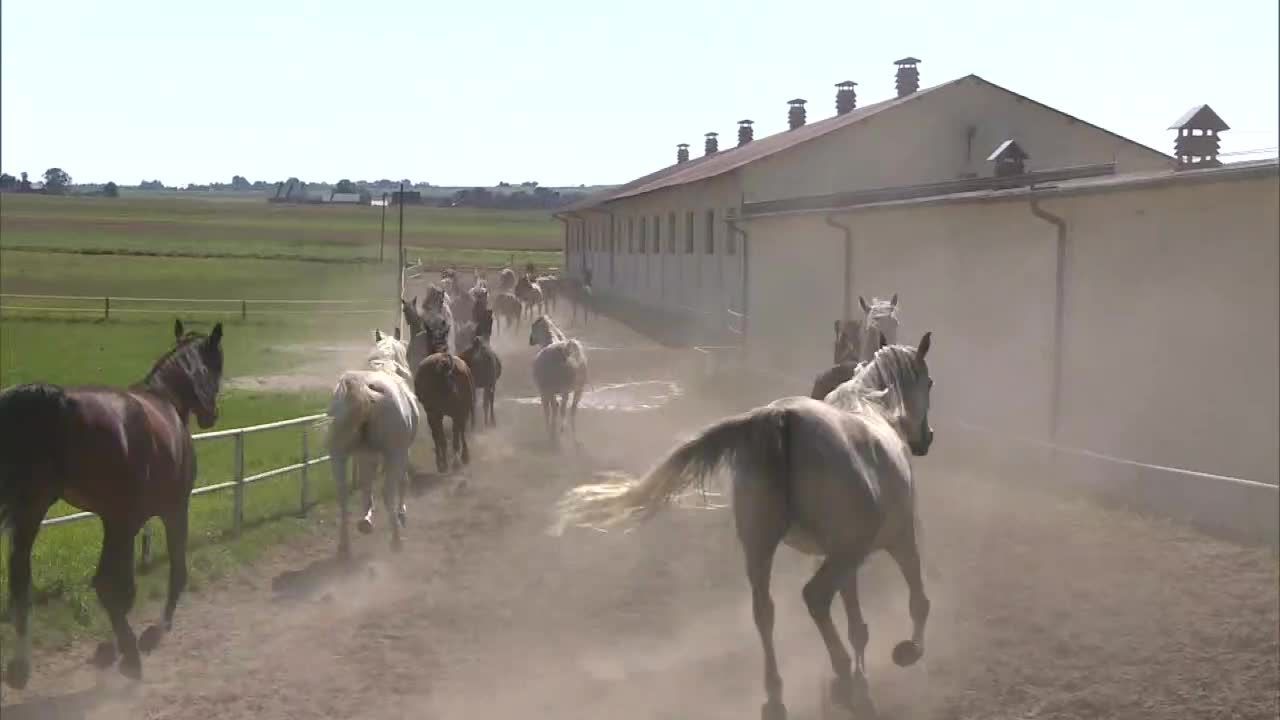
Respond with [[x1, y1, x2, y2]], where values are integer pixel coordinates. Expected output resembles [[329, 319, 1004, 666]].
[[327, 374, 380, 452], [551, 406, 788, 535]]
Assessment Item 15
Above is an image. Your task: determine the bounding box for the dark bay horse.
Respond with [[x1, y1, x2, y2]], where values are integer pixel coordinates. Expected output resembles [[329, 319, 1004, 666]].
[[460, 310, 501, 429], [0, 320, 225, 689], [412, 313, 474, 473]]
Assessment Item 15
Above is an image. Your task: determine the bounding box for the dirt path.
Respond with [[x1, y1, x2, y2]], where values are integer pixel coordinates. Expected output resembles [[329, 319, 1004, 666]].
[[4, 310, 1277, 720]]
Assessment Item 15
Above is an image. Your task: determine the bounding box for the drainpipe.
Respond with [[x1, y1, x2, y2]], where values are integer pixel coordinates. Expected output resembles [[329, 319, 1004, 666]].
[[824, 213, 854, 325], [1029, 195, 1066, 444], [727, 216, 750, 346]]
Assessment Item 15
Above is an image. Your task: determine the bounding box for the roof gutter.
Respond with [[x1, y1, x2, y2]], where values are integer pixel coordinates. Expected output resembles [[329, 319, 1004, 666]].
[[823, 213, 855, 325], [1029, 193, 1067, 444]]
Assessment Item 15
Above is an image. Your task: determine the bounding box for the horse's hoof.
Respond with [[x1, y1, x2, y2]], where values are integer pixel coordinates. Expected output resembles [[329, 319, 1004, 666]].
[[396, 510, 408, 529], [90, 641, 118, 668], [138, 624, 166, 654], [5, 657, 31, 690], [892, 640, 923, 667], [118, 654, 142, 682], [357, 518, 373, 535], [761, 700, 787, 720]]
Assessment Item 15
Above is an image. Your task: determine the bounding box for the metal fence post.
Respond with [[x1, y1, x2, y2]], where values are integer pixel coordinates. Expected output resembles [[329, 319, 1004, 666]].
[[241, 299, 247, 320], [104, 296, 110, 320], [233, 433, 245, 536], [299, 424, 310, 516], [139, 522, 153, 571]]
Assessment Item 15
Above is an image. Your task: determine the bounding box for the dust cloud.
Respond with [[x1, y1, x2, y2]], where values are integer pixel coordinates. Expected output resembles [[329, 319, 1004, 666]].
[[3, 279, 1276, 720]]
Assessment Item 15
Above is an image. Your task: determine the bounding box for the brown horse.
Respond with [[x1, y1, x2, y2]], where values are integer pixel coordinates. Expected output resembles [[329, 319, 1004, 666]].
[[0, 320, 225, 689], [412, 313, 474, 473], [492, 291, 523, 335], [459, 312, 501, 429]]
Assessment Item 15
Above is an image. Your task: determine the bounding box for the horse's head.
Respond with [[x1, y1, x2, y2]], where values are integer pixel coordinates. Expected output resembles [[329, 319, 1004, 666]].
[[858, 294, 900, 362], [425, 284, 448, 311], [862, 330, 933, 456], [456, 321, 477, 353], [529, 315, 554, 347], [421, 312, 451, 356], [161, 319, 225, 429], [401, 297, 423, 334], [371, 328, 411, 381], [833, 318, 862, 364]]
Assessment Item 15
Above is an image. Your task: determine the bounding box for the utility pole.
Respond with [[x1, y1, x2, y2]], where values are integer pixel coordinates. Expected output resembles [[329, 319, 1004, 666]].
[[396, 183, 406, 337], [379, 192, 388, 262]]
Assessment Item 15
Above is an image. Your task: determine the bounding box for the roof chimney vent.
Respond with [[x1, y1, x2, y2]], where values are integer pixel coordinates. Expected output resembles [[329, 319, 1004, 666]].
[[788, 98, 807, 130], [737, 119, 754, 146], [987, 140, 1029, 177], [894, 57, 921, 97], [704, 132, 719, 156], [676, 143, 690, 164], [1169, 104, 1228, 170], [835, 81, 858, 115]]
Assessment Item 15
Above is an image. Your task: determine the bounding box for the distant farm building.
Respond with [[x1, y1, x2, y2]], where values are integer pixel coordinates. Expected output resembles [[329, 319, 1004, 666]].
[[329, 191, 365, 204], [390, 190, 422, 205], [270, 178, 308, 203], [558, 58, 1279, 510]]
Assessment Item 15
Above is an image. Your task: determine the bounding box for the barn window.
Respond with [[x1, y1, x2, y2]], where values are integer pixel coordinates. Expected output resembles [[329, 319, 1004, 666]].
[[705, 210, 715, 254], [628, 217, 635, 253], [640, 217, 647, 254], [668, 213, 676, 253], [685, 212, 695, 253], [726, 215, 736, 255], [652, 215, 660, 253]]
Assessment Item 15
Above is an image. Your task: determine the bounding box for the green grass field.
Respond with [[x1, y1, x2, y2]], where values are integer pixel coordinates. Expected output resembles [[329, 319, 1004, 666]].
[[0, 192, 563, 651], [0, 193, 562, 264]]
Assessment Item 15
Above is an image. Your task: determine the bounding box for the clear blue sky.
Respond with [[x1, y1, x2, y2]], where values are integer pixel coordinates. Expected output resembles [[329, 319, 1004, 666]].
[[3, 0, 1276, 187]]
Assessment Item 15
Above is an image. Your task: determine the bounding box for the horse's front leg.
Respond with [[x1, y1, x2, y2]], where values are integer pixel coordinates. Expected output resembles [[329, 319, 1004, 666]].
[[428, 411, 448, 474], [4, 498, 53, 690], [138, 503, 190, 655]]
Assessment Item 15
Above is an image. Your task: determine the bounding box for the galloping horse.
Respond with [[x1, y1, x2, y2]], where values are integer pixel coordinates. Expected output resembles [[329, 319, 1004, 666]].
[[529, 315, 588, 447], [459, 312, 502, 429], [553, 333, 936, 720], [515, 274, 545, 320], [423, 284, 457, 355], [535, 274, 561, 314], [327, 329, 420, 558], [492, 292, 523, 335], [0, 319, 225, 688], [413, 313, 474, 473]]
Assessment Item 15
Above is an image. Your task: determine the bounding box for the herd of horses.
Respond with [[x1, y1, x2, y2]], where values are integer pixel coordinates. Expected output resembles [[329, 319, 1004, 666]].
[[0, 282, 933, 720]]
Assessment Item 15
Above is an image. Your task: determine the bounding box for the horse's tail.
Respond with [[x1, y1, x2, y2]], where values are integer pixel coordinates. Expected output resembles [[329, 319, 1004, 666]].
[[550, 405, 788, 535], [0, 383, 74, 529], [327, 374, 380, 452]]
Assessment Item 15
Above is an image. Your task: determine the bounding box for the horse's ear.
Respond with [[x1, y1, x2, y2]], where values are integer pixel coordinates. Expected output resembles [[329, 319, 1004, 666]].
[[174, 319, 184, 341], [917, 332, 932, 363], [210, 322, 223, 348], [375, 329, 384, 342], [394, 327, 401, 341], [890, 293, 899, 308], [859, 296, 870, 314], [878, 332, 888, 350]]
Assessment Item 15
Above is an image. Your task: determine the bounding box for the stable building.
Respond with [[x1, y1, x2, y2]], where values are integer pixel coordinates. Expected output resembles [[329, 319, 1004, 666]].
[[556, 57, 1280, 536]]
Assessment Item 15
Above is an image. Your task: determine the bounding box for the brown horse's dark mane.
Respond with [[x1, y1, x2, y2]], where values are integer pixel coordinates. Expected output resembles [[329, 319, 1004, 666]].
[[141, 332, 210, 387]]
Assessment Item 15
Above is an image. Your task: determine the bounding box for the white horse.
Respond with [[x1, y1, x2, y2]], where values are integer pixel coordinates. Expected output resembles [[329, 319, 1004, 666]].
[[553, 333, 936, 720], [529, 315, 588, 447], [857, 294, 899, 364], [326, 329, 421, 557]]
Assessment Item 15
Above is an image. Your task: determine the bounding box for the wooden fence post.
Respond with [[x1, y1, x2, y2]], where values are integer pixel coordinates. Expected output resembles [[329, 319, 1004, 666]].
[[104, 297, 110, 320], [138, 522, 153, 572], [241, 299, 247, 320], [232, 433, 245, 536]]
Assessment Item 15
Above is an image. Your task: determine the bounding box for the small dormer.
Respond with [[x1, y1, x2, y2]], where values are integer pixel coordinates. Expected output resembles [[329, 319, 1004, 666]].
[[987, 139, 1029, 177], [1169, 104, 1229, 170]]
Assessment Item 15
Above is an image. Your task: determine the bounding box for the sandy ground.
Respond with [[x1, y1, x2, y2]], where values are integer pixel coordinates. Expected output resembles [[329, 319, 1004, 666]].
[[3, 297, 1277, 720]]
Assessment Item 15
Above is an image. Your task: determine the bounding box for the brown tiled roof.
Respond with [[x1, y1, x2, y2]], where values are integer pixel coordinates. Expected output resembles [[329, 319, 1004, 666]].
[[563, 74, 1172, 213]]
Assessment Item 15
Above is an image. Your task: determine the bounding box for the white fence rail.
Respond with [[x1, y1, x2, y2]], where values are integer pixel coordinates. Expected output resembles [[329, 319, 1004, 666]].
[[0, 293, 387, 320]]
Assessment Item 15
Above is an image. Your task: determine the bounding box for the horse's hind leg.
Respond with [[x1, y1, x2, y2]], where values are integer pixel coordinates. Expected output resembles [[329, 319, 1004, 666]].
[[887, 533, 929, 667], [138, 504, 189, 654], [735, 473, 790, 720], [803, 551, 866, 713], [332, 454, 353, 558], [837, 570, 877, 717], [4, 498, 53, 690], [93, 519, 144, 680], [382, 450, 407, 552], [485, 386, 496, 427], [356, 454, 378, 534]]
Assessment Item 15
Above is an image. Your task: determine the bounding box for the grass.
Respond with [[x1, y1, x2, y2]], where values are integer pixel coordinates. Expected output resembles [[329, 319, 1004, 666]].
[[0, 193, 562, 262], [0, 192, 566, 654]]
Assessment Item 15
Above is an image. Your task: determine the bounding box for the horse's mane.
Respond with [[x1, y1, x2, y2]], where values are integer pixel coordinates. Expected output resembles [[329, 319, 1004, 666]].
[[825, 343, 923, 420], [144, 332, 215, 384]]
